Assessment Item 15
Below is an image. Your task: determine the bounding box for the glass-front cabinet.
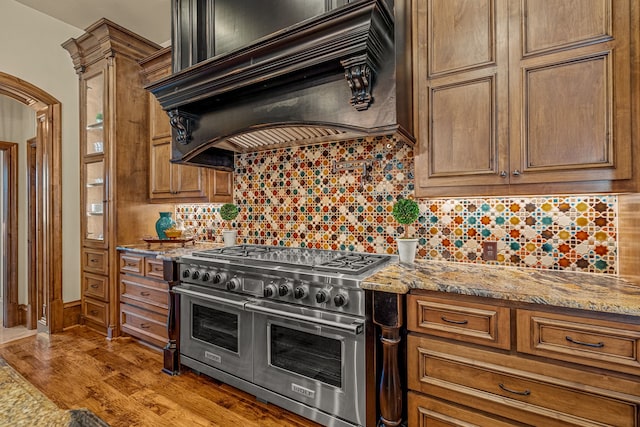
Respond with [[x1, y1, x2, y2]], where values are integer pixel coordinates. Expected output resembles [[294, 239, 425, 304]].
[[84, 160, 105, 242], [82, 71, 106, 245]]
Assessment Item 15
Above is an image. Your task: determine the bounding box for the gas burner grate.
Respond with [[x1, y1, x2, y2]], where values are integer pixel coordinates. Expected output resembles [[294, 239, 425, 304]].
[[189, 245, 391, 275]]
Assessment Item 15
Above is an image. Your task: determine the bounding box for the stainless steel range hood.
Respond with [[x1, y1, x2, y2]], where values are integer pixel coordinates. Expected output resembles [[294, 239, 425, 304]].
[[147, 0, 413, 170]]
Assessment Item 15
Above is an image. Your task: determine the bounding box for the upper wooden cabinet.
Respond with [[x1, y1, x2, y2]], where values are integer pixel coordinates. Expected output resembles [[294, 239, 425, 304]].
[[140, 47, 233, 203], [414, 0, 638, 197]]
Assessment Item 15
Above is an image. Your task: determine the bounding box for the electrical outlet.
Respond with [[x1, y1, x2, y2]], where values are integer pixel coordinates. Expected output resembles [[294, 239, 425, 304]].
[[482, 241, 498, 261]]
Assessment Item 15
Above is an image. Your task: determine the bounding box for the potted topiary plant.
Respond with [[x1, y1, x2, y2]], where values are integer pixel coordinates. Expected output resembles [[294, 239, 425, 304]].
[[392, 197, 420, 264], [220, 203, 239, 247]]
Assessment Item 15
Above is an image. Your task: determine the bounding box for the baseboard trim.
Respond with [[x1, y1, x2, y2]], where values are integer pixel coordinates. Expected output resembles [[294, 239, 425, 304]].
[[63, 300, 81, 330]]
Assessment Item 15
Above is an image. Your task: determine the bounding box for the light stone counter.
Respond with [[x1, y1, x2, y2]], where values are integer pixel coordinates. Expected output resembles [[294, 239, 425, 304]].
[[116, 241, 222, 260], [361, 259, 640, 316]]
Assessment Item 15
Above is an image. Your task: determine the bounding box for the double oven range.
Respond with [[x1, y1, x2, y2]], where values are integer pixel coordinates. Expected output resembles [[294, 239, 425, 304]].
[[174, 245, 394, 427]]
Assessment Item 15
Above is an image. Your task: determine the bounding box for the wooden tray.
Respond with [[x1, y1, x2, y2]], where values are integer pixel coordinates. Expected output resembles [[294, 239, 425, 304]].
[[142, 236, 196, 248]]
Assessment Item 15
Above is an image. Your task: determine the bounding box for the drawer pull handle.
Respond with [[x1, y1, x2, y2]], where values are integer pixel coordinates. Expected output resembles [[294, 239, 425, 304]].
[[90, 284, 99, 289], [89, 258, 98, 263], [565, 336, 604, 348], [499, 383, 530, 396], [441, 316, 468, 325], [140, 291, 151, 296], [140, 323, 151, 329], [89, 310, 99, 316]]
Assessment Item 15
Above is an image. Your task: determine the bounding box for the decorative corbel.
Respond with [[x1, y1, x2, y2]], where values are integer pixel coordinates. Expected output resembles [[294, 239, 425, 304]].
[[168, 109, 198, 144], [341, 55, 375, 111]]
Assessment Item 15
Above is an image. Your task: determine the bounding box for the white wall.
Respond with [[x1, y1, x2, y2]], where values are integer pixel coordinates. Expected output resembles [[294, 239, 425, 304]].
[[0, 0, 83, 302], [0, 96, 35, 304]]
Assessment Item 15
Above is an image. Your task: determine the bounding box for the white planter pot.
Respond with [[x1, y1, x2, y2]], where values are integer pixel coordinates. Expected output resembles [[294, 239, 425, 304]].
[[397, 238, 418, 265], [222, 230, 238, 247]]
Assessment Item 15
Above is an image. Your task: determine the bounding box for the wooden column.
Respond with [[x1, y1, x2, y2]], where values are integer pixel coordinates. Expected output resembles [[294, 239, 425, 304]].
[[372, 291, 405, 427], [162, 259, 181, 375]]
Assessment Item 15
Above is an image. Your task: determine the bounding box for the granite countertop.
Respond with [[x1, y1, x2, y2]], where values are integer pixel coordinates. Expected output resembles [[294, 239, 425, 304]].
[[117, 241, 222, 260], [361, 259, 640, 317]]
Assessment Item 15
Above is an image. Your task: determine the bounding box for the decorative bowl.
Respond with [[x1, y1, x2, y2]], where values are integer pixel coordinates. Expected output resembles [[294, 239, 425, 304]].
[[164, 228, 183, 239]]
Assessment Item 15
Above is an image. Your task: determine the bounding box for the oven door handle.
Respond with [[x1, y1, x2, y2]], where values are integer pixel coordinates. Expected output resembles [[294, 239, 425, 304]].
[[173, 287, 247, 309], [245, 302, 364, 335]]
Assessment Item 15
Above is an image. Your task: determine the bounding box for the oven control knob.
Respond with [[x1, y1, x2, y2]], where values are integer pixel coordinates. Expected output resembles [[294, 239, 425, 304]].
[[191, 270, 201, 280], [315, 290, 330, 304], [278, 282, 293, 297], [226, 277, 241, 291], [264, 283, 278, 298], [293, 286, 308, 299], [333, 293, 349, 307], [202, 272, 211, 282], [182, 269, 191, 279], [214, 272, 228, 284]]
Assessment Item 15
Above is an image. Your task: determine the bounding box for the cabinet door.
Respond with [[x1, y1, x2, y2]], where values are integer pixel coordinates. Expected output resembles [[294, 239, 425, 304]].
[[149, 138, 173, 200], [149, 138, 213, 202], [150, 96, 171, 140], [174, 162, 209, 199], [210, 170, 233, 202], [414, 0, 510, 197], [509, 0, 632, 185]]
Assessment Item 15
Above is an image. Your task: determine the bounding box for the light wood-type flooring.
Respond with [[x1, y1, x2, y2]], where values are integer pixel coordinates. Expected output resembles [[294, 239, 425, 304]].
[[0, 301, 38, 345], [0, 326, 322, 427]]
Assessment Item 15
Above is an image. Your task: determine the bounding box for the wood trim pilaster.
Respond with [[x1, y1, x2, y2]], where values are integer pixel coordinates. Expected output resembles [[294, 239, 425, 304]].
[[372, 291, 405, 427]]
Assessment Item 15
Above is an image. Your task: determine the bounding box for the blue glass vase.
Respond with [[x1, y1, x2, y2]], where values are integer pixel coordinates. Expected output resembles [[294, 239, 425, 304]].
[[155, 212, 176, 239]]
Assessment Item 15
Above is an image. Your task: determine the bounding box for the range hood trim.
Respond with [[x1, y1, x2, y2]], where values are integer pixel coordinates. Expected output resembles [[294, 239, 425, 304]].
[[147, 0, 393, 111]]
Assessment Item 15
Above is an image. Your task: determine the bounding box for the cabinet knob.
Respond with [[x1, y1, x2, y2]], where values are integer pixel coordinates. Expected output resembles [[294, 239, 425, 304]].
[[499, 171, 507, 178], [512, 170, 522, 176]]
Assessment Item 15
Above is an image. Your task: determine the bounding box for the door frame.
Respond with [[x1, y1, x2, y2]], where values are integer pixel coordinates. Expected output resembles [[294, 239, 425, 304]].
[[0, 142, 18, 327], [0, 72, 63, 332]]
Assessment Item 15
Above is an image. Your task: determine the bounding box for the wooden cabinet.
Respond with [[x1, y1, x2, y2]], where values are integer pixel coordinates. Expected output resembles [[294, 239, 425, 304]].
[[140, 47, 233, 204], [63, 19, 167, 337], [414, 0, 638, 197], [119, 252, 170, 348], [407, 292, 640, 427]]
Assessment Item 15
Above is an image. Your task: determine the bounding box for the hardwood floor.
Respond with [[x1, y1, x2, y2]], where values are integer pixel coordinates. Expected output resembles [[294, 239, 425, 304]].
[[0, 327, 322, 427]]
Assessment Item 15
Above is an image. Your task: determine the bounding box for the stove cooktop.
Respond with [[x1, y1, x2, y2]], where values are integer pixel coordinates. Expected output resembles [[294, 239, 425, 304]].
[[189, 244, 391, 275]]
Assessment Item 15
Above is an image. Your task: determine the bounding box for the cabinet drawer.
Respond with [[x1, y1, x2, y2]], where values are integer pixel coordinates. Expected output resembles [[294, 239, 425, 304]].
[[144, 258, 164, 279], [120, 275, 169, 311], [408, 294, 511, 349], [408, 392, 521, 427], [120, 253, 144, 275], [82, 248, 108, 275], [517, 309, 640, 376], [82, 272, 108, 301], [408, 335, 638, 427], [83, 298, 108, 327], [120, 303, 168, 348]]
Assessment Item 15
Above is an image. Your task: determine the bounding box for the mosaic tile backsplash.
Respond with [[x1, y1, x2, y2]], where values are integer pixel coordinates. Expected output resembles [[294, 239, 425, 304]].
[[176, 135, 618, 274]]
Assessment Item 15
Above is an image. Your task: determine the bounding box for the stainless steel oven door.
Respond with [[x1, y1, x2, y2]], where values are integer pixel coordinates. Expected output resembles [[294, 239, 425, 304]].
[[175, 284, 253, 381], [246, 300, 366, 426]]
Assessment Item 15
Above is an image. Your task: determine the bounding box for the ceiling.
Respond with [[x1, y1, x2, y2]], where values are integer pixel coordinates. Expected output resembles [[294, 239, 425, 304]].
[[14, 0, 172, 45]]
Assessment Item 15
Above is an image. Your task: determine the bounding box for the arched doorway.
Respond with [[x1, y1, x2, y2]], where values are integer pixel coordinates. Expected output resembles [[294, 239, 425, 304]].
[[0, 72, 63, 333]]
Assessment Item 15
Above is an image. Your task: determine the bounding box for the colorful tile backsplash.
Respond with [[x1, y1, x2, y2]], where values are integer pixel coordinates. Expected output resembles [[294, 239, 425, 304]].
[[176, 135, 618, 274]]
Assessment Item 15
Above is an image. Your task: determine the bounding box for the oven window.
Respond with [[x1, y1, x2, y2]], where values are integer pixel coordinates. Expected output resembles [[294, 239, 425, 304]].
[[270, 324, 342, 388], [192, 304, 239, 353]]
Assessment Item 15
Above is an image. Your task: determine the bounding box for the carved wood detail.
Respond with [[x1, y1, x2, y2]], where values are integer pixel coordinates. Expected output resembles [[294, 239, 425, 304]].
[[341, 55, 374, 111], [168, 109, 198, 145]]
